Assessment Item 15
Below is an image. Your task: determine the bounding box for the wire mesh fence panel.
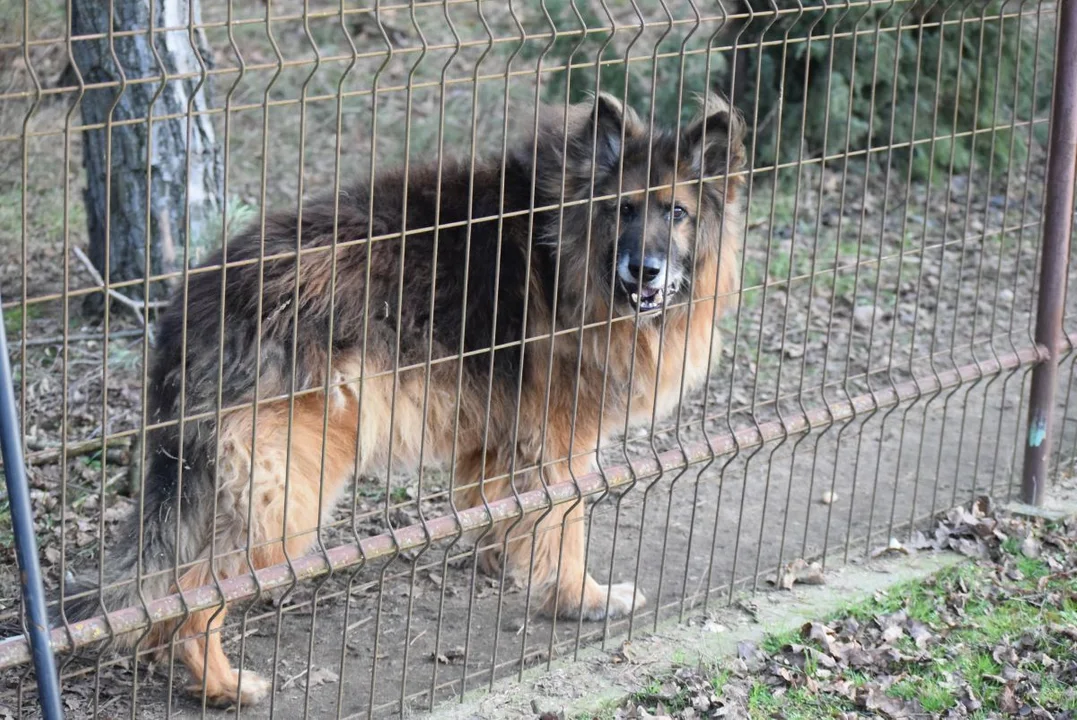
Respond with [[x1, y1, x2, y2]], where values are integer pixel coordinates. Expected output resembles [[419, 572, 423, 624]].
[[0, 0, 1073, 718]]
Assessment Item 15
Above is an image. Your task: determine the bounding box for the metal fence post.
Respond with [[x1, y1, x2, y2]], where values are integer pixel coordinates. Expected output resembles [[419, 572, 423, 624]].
[[0, 288, 64, 719], [1022, 0, 1077, 506]]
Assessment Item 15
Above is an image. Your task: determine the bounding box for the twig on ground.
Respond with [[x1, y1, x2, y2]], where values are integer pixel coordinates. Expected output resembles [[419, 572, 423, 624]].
[[70, 471, 127, 508], [347, 615, 374, 633], [11, 329, 147, 351], [71, 247, 168, 339], [4, 439, 130, 468], [279, 668, 308, 690]]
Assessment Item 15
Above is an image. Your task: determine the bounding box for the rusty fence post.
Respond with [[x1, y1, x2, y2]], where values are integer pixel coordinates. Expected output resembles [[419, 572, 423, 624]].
[[1022, 0, 1077, 506]]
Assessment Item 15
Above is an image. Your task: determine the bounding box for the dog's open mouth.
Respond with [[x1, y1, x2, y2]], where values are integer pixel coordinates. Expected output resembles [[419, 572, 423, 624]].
[[623, 282, 674, 312]]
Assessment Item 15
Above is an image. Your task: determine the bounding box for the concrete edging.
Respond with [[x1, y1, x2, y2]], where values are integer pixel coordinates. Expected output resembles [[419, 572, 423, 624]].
[[428, 551, 967, 720]]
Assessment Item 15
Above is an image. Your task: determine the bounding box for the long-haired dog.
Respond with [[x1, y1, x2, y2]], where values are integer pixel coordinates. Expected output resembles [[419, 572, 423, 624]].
[[62, 92, 746, 706]]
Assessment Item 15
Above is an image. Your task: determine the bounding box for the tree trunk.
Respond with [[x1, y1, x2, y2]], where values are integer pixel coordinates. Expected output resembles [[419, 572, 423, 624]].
[[71, 0, 222, 303]]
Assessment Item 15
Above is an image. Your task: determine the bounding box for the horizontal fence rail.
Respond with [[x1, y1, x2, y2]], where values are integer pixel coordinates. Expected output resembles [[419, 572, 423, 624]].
[[1, 333, 1065, 671]]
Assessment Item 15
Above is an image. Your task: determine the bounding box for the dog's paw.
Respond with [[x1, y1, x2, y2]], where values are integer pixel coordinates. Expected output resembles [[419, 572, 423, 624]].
[[189, 669, 271, 708], [550, 578, 646, 621], [581, 582, 646, 621], [602, 582, 646, 619], [235, 670, 271, 706]]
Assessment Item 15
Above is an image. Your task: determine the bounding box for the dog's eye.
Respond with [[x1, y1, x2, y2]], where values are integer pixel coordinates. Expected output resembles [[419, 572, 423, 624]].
[[671, 205, 688, 222], [620, 201, 635, 219]]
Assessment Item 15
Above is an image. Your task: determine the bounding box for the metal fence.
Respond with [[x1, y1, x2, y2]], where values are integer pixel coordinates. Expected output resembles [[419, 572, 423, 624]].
[[0, 0, 1074, 718]]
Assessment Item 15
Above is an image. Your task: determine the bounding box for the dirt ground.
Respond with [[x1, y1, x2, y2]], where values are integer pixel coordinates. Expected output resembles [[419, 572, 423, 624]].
[[5, 361, 1077, 720], [1, 1, 1074, 718]]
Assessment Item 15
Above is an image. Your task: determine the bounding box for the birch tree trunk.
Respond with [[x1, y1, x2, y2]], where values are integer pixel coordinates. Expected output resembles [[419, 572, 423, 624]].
[[71, 0, 222, 302]]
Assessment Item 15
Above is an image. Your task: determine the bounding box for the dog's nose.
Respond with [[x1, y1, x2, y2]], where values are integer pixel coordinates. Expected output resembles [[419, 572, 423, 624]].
[[626, 257, 664, 284]]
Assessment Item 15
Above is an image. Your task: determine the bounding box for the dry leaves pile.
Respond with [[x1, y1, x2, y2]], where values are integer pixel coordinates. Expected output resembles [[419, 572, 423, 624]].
[[597, 499, 1077, 720]]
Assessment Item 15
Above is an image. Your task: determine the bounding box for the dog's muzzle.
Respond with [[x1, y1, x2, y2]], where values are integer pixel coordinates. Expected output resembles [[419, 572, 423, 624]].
[[617, 252, 681, 311]]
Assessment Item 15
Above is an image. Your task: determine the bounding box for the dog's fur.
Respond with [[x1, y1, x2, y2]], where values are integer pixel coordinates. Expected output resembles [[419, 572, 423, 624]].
[[63, 92, 746, 706]]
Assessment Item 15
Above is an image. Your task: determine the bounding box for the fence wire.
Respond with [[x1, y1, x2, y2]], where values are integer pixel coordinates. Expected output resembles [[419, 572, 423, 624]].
[[0, 0, 1074, 718]]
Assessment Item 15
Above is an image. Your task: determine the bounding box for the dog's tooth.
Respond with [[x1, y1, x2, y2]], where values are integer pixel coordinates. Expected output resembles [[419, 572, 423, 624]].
[[631, 292, 639, 304]]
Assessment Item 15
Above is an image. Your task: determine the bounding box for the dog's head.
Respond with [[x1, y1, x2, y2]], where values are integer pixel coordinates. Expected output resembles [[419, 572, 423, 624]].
[[548, 92, 746, 319]]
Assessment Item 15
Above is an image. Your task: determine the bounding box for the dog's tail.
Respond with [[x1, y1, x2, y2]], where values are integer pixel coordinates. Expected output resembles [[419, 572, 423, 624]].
[[68, 436, 214, 645], [0, 432, 211, 649]]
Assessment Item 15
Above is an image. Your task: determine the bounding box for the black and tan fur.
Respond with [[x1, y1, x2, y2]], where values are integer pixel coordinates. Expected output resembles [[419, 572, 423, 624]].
[[64, 92, 746, 706]]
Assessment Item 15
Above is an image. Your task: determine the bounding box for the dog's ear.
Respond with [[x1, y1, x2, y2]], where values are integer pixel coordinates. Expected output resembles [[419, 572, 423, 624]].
[[684, 92, 746, 186], [580, 92, 642, 172]]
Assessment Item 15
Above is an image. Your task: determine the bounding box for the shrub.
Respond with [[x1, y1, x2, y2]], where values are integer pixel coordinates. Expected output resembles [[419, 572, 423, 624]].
[[529, 0, 1054, 180]]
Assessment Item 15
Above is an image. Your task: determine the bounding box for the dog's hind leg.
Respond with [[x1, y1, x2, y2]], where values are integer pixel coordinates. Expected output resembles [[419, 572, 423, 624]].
[[173, 569, 270, 708], [527, 456, 645, 621], [460, 450, 646, 622], [171, 391, 364, 707]]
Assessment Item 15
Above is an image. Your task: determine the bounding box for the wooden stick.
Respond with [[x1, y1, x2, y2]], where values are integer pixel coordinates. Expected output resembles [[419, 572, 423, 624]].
[[71, 247, 170, 321], [1, 439, 130, 468], [11, 330, 147, 350]]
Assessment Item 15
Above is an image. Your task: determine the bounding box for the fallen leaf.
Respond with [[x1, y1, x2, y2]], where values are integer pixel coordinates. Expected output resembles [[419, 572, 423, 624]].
[[801, 621, 832, 645], [999, 684, 1020, 713], [737, 641, 766, 672], [952, 537, 987, 558], [102, 503, 130, 523], [774, 559, 825, 590], [880, 625, 905, 645], [906, 619, 933, 649], [432, 646, 466, 664], [992, 644, 1018, 666], [1049, 624, 1077, 642], [305, 667, 338, 688], [702, 619, 727, 633], [611, 641, 637, 664], [956, 682, 983, 712], [813, 649, 837, 669], [856, 686, 920, 718], [875, 610, 908, 631], [872, 537, 910, 558], [909, 530, 936, 550], [1020, 535, 1042, 558]]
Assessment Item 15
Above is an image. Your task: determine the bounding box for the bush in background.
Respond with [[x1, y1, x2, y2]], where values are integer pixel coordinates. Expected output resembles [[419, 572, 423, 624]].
[[531, 0, 1054, 180]]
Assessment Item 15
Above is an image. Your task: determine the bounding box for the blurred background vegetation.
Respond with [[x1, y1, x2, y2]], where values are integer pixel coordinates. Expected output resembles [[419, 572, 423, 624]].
[[535, 0, 1054, 181], [0, 0, 1057, 400], [3, 0, 1052, 235]]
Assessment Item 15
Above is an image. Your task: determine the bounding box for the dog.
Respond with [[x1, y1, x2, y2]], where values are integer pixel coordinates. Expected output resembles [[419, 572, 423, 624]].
[[61, 91, 746, 706]]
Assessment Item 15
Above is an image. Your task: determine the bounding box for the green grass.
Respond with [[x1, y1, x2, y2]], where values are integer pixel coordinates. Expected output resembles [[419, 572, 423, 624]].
[[919, 684, 958, 714], [0, 185, 86, 252], [760, 627, 802, 655], [711, 669, 731, 694], [78, 451, 105, 473], [596, 529, 1077, 720], [771, 553, 1077, 718], [738, 175, 892, 314], [3, 303, 43, 338], [747, 683, 852, 719], [1041, 676, 1077, 711]]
